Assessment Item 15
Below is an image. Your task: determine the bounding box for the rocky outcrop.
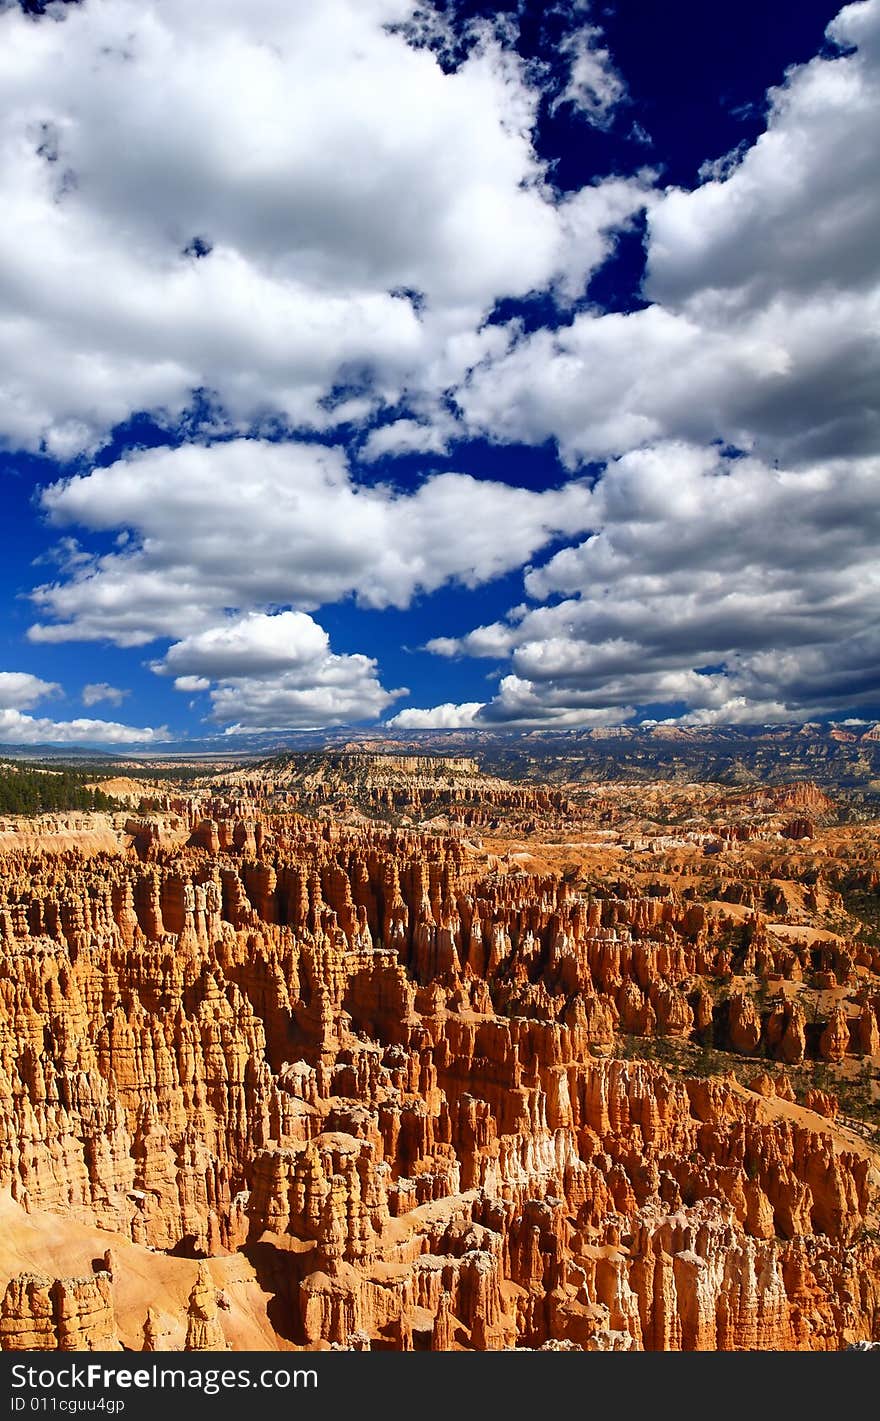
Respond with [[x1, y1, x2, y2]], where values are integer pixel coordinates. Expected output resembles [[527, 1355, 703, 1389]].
[[0, 1272, 119, 1351], [184, 1264, 228, 1351], [0, 801, 877, 1352]]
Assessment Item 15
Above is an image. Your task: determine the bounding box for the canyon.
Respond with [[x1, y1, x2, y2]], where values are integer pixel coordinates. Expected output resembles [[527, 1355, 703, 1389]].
[[0, 751, 878, 1352]]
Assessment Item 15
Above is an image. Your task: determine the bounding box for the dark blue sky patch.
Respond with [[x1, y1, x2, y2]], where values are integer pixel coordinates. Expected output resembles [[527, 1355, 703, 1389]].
[[182, 236, 213, 259], [568, 1, 846, 188], [582, 209, 650, 314]]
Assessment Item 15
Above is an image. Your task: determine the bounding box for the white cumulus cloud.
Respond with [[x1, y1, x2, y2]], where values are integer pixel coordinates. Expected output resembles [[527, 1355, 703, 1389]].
[[154, 610, 404, 731], [0, 710, 169, 746], [460, 2, 880, 467], [0, 0, 646, 455], [0, 670, 165, 744], [0, 671, 60, 709], [417, 442, 880, 725], [387, 702, 484, 729], [551, 21, 626, 128], [30, 440, 593, 644], [4, 0, 879, 735], [81, 681, 129, 707]]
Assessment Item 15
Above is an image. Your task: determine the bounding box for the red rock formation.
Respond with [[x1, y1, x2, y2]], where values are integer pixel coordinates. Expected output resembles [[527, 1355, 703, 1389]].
[[0, 803, 877, 1352], [185, 1264, 228, 1351], [0, 1272, 119, 1351], [819, 1007, 851, 1064]]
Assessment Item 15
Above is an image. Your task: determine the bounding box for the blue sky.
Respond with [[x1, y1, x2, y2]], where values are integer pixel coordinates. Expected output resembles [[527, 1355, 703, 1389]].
[[0, 0, 877, 745]]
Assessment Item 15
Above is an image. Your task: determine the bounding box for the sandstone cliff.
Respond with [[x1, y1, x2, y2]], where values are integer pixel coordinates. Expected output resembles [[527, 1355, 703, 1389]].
[[0, 797, 876, 1351]]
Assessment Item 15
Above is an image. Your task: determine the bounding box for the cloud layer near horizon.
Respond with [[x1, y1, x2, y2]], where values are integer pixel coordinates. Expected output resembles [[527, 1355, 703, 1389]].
[[0, 666, 167, 744]]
